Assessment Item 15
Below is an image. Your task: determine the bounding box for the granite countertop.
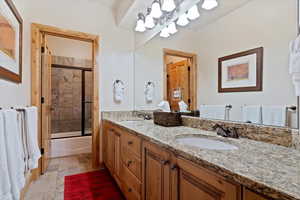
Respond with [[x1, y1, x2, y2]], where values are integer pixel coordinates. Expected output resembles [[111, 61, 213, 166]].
[[103, 117, 300, 200]]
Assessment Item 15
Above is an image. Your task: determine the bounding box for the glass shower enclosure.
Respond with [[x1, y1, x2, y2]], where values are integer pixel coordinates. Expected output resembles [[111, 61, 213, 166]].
[[51, 64, 92, 139]]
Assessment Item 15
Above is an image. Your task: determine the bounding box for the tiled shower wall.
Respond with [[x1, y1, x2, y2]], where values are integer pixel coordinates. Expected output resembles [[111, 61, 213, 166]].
[[51, 56, 92, 134]]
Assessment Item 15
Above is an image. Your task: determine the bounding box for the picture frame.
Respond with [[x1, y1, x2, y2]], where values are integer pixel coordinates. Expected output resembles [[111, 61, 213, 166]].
[[0, 0, 23, 83], [218, 47, 263, 93]]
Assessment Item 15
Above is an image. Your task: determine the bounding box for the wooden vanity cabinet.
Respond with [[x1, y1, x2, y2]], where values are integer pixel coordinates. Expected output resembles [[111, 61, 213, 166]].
[[103, 122, 268, 200], [103, 121, 142, 200]]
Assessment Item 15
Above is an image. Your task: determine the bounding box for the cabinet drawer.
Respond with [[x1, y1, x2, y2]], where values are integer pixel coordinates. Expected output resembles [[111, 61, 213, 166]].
[[120, 163, 141, 195], [121, 131, 141, 157], [121, 146, 142, 180]]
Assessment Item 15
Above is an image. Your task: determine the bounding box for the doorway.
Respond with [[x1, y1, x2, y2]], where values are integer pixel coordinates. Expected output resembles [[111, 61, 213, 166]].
[[163, 49, 197, 111], [31, 23, 100, 175]]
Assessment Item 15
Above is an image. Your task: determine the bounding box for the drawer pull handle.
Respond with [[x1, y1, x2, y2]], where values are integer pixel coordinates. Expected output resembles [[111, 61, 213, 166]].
[[128, 188, 132, 192], [127, 160, 133, 167], [128, 141, 133, 145]]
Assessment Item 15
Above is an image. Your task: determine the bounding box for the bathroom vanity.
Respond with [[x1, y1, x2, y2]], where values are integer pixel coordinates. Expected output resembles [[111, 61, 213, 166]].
[[102, 115, 300, 200]]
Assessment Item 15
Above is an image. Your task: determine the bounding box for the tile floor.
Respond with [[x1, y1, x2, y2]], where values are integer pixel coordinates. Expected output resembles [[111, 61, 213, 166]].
[[24, 153, 99, 200]]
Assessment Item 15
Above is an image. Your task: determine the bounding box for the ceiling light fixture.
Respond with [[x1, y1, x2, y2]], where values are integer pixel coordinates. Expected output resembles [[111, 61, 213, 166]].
[[176, 13, 189, 26], [150, 0, 163, 19], [145, 8, 155, 29], [168, 22, 177, 34], [162, 0, 176, 12], [160, 27, 170, 38], [135, 13, 146, 32], [187, 5, 200, 20], [202, 0, 218, 10]]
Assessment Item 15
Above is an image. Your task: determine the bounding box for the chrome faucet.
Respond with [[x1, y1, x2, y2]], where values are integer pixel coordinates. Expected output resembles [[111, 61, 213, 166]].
[[137, 112, 152, 120], [212, 124, 239, 139]]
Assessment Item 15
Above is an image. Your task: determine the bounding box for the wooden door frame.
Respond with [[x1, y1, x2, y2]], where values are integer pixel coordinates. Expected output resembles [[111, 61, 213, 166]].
[[163, 48, 198, 110], [31, 23, 100, 176]]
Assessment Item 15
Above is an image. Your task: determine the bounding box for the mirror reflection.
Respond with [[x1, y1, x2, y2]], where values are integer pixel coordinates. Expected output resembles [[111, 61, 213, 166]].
[[134, 0, 298, 128]]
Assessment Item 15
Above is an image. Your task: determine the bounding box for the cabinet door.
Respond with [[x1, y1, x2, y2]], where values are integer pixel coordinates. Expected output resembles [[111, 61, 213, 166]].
[[142, 141, 171, 200], [114, 131, 121, 178], [175, 158, 241, 200], [106, 128, 115, 173]]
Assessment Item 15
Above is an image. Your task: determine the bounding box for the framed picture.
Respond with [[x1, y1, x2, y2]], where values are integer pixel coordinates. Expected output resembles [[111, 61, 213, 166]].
[[0, 0, 23, 83], [218, 47, 263, 93]]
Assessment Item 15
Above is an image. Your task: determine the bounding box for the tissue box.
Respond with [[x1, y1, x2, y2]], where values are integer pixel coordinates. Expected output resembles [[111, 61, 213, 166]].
[[153, 111, 182, 127]]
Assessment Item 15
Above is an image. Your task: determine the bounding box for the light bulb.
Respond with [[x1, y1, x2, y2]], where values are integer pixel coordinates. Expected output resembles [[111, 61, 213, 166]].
[[145, 14, 155, 29], [187, 5, 200, 20], [135, 19, 146, 32], [176, 13, 189, 26], [162, 0, 176, 12], [160, 27, 170, 38], [150, 1, 162, 18], [168, 22, 177, 34], [202, 0, 218, 10]]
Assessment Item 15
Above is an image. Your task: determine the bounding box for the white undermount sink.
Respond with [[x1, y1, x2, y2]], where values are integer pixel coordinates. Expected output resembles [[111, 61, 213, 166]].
[[175, 136, 238, 150]]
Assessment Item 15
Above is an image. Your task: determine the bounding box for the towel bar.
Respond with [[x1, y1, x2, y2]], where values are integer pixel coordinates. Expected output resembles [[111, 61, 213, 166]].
[[226, 105, 232, 109], [287, 105, 297, 111]]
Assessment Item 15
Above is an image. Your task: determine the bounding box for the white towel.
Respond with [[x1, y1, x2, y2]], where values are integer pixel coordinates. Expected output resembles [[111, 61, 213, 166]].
[[242, 105, 262, 124], [113, 81, 125, 102], [3, 110, 25, 200], [0, 111, 13, 200], [289, 35, 300, 73], [17, 111, 30, 173], [145, 82, 155, 103], [24, 107, 41, 170], [289, 36, 300, 96], [200, 105, 226, 120], [178, 100, 189, 112], [262, 106, 286, 127], [157, 101, 171, 112]]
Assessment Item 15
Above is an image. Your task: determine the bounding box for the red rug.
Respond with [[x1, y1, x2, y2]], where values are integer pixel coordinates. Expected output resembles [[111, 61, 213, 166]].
[[64, 170, 125, 200]]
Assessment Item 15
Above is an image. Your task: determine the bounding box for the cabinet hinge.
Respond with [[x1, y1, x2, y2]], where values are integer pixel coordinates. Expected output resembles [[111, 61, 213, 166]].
[[188, 66, 191, 71], [41, 97, 45, 104], [41, 46, 45, 53], [41, 148, 44, 155], [188, 99, 191, 104]]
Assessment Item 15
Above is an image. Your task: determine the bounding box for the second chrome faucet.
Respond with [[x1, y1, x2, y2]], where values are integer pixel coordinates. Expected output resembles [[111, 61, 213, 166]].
[[212, 124, 239, 139]]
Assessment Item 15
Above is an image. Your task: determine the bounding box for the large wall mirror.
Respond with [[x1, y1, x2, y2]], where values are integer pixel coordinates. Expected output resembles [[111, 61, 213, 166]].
[[134, 0, 299, 129]]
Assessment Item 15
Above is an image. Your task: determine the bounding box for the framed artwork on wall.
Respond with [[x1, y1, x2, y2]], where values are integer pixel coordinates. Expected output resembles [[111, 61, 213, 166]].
[[0, 0, 23, 83], [218, 47, 263, 93]]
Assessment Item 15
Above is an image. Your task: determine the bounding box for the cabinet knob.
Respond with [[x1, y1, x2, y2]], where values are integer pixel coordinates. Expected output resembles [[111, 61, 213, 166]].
[[128, 141, 133, 145], [128, 188, 132, 192], [127, 160, 132, 167], [171, 164, 178, 170]]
